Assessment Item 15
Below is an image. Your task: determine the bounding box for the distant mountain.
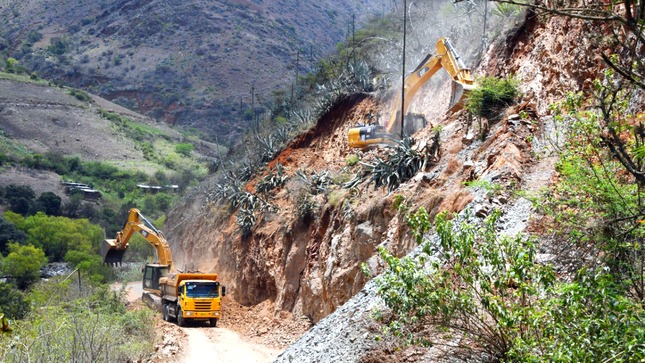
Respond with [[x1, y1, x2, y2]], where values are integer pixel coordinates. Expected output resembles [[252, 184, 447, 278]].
[[0, 0, 386, 143]]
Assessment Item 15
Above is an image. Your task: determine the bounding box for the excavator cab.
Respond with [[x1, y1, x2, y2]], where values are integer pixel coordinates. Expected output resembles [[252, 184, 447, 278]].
[[347, 124, 394, 148], [143, 264, 170, 293]]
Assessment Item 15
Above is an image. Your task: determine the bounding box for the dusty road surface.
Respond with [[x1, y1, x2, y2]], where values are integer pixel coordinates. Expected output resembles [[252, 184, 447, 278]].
[[115, 281, 282, 363]]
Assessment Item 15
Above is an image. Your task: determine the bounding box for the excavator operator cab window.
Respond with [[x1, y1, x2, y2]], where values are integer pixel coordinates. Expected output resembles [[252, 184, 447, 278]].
[[143, 265, 169, 291]]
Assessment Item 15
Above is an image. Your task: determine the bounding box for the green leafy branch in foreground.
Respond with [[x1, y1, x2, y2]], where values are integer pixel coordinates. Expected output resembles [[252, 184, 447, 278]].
[[0, 278, 154, 362], [372, 208, 645, 361]]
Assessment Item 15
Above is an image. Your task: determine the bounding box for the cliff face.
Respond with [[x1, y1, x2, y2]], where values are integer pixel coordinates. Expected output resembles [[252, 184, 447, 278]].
[[166, 9, 609, 336], [272, 12, 621, 362], [165, 23, 528, 328]]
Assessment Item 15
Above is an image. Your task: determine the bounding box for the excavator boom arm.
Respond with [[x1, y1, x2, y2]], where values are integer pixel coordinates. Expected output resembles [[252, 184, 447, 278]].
[[101, 208, 173, 268], [385, 38, 474, 134]]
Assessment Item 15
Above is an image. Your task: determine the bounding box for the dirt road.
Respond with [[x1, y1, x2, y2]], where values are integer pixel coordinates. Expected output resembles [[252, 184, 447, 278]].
[[117, 282, 281, 363]]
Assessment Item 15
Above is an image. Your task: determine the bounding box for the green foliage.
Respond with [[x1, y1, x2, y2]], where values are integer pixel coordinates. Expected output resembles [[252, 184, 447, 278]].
[[0, 215, 27, 255], [175, 142, 194, 157], [6, 212, 103, 264], [357, 137, 424, 192], [36, 192, 62, 216], [1, 243, 47, 289], [543, 87, 645, 300], [508, 271, 645, 361], [466, 76, 520, 120], [256, 163, 287, 195], [0, 282, 29, 320], [64, 250, 115, 283], [3, 184, 35, 216], [375, 209, 555, 358], [67, 88, 91, 102], [0, 278, 155, 362], [345, 154, 360, 166], [5, 58, 18, 74], [375, 206, 645, 361]]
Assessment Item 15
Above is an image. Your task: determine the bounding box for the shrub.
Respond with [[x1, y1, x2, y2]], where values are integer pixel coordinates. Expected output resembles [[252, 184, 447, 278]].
[[67, 88, 91, 102], [0, 278, 155, 362], [1, 243, 48, 289], [0, 282, 29, 319], [465, 76, 520, 119], [295, 192, 317, 221], [175, 143, 194, 157], [345, 154, 360, 166]]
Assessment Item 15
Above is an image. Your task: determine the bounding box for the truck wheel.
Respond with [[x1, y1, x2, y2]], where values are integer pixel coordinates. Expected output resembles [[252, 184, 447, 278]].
[[162, 304, 169, 322], [177, 308, 185, 327], [209, 318, 217, 327]]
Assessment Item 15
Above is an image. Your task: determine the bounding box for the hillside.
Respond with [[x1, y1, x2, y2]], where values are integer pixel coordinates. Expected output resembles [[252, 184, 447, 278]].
[[0, 0, 385, 143], [163, 2, 645, 362], [0, 73, 224, 232]]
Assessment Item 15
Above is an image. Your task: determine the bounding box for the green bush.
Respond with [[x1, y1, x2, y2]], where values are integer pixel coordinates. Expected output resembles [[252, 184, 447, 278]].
[[0, 278, 155, 362], [465, 76, 520, 119], [175, 143, 194, 157], [0, 282, 29, 319], [345, 154, 360, 166], [1, 243, 47, 289], [67, 88, 91, 102], [374, 207, 645, 361]]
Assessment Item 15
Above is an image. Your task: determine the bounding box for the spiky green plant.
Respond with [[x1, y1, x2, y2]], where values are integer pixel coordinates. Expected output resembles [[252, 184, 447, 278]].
[[346, 137, 424, 193], [256, 163, 287, 195], [296, 169, 332, 194]]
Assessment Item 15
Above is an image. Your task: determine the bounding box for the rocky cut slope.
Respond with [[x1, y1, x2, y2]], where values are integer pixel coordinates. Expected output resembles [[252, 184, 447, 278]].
[[163, 7, 539, 320], [162, 5, 620, 360], [0, 0, 386, 143]]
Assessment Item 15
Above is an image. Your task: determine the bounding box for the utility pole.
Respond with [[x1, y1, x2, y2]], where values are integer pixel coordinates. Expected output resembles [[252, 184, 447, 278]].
[[400, 0, 407, 139], [482, 0, 489, 53], [292, 50, 300, 104], [250, 83, 255, 128]]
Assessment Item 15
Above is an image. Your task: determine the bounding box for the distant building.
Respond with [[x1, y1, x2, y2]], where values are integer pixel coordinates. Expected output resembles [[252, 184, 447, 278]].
[[61, 181, 102, 200], [137, 184, 179, 193]]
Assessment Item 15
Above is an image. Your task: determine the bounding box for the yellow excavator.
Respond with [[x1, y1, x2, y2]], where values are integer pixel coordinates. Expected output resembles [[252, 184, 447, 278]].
[[347, 37, 474, 148], [102, 208, 225, 327]]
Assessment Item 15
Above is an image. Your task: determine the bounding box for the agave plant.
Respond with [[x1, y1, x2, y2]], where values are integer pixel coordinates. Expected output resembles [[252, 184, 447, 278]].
[[345, 137, 424, 193], [290, 108, 315, 128], [297, 169, 332, 195], [236, 207, 256, 236], [255, 133, 280, 163], [256, 163, 287, 195]]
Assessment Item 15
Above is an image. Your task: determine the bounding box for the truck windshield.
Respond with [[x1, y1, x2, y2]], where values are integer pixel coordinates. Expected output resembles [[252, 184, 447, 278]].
[[185, 282, 219, 298]]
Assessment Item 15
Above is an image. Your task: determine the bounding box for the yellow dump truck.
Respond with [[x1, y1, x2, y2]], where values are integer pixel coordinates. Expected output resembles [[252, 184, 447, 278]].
[[102, 208, 225, 327]]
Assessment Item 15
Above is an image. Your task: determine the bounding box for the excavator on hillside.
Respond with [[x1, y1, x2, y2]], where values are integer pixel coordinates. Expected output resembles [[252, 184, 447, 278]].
[[347, 37, 474, 148], [101, 208, 225, 327]]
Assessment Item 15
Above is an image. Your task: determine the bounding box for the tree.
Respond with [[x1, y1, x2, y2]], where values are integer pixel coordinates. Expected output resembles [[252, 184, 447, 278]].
[[1, 243, 47, 289], [0, 215, 27, 255], [3, 184, 35, 216], [37, 192, 62, 216], [0, 282, 29, 319]]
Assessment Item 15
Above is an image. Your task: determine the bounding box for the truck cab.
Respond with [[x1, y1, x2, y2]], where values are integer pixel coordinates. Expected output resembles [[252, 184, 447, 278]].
[[160, 273, 226, 327]]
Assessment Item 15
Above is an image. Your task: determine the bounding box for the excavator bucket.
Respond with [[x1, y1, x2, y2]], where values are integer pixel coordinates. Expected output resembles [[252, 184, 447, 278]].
[[101, 239, 127, 265], [448, 80, 474, 113]]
